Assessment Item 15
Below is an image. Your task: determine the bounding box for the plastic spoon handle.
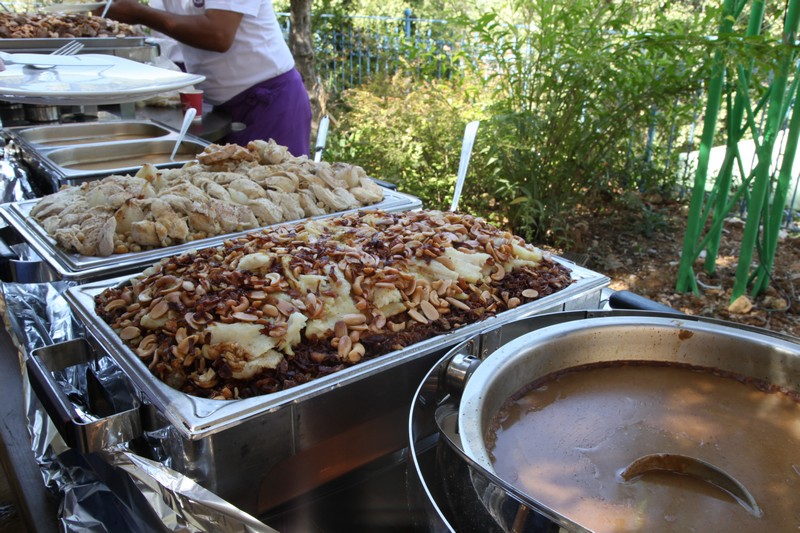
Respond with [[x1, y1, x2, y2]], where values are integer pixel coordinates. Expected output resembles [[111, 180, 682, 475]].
[[314, 115, 330, 163], [450, 120, 480, 212], [100, 1, 112, 18], [170, 107, 196, 161]]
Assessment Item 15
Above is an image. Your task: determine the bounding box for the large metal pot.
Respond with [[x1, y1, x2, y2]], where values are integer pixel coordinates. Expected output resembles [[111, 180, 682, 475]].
[[407, 311, 800, 532]]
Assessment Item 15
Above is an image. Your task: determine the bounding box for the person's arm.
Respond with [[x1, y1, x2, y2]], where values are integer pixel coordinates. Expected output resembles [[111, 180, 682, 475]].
[[99, 0, 243, 53]]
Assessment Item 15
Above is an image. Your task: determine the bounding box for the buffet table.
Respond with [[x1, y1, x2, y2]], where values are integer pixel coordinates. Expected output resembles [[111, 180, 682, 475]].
[[0, 327, 59, 533], [0, 256, 606, 532]]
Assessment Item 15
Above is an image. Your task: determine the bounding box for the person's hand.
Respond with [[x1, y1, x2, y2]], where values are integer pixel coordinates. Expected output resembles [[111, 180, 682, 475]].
[[94, 0, 146, 25]]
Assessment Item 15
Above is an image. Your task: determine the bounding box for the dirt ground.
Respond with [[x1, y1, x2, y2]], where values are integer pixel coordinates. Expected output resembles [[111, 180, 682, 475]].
[[556, 194, 800, 339]]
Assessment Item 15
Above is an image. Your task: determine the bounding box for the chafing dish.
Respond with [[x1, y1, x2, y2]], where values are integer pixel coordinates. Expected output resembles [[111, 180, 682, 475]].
[[0, 37, 158, 63], [0, 188, 424, 282], [8, 120, 208, 191], [13, 120, 176, 147], [27, 259, 608, 516], [45, 138, 205, 175], [407, 312, 800, 532]]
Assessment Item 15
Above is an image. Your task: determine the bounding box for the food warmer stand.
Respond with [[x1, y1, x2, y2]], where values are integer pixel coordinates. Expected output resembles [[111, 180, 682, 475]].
[[0, 49, 546, 529], [0, 34, 698, 533], [2, 253, 608, 532]]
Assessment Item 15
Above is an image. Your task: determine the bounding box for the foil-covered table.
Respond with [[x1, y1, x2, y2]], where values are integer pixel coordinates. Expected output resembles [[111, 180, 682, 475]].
[[0, 281, 277, 532]]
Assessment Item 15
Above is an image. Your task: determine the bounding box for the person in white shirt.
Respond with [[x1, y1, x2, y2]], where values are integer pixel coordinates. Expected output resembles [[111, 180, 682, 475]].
[[101, 0, 312, 156], [144, 0, 184, 65]]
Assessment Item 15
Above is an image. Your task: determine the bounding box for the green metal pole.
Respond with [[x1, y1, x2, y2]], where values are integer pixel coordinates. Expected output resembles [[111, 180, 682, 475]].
[[704, 0, 765, 275], [732, 0, 800, 300], [676, 0, 737, 293]]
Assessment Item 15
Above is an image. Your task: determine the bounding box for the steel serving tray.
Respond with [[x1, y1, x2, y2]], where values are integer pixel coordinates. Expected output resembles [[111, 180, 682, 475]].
[[53, 258, 608, 512], [66, 260, 607, 438], [12, 120, 176, 148], [0, 189, 424, 282], [0, 37, 158, 64], [44, 138, 206, 176], [8, 120, 209, 191]]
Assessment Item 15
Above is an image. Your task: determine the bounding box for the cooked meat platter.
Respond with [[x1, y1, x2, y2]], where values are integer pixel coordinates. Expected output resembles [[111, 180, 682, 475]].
[[52, 234, 607, 512], [0, 188, 421, 282], [1, 137, 424, 281]]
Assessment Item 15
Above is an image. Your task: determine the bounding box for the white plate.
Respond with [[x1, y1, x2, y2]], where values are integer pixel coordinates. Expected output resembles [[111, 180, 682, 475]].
[[0, 54, 205, 105], [39, 3, 106, 13]]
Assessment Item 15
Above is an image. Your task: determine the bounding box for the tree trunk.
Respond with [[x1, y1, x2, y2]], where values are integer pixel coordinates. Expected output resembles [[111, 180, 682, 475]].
[[289, 0, 326, 124]]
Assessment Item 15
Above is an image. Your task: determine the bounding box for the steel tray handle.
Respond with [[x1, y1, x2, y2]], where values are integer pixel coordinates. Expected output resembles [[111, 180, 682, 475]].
[[28, 338, 143, 453]]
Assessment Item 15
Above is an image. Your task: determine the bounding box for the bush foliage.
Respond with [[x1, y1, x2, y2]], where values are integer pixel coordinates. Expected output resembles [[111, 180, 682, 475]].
[[325, 0, 719, 246]]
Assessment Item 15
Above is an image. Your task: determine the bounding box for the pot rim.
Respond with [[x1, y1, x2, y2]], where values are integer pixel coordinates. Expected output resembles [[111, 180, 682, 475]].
[[457, 315, 800, 473]]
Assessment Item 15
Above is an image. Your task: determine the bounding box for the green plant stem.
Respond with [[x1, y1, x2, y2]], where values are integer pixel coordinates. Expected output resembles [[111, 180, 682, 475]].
[[752, 64, 800, 294], [704, 0, 765, 275], [676, 0, 737, 294], [732, 0, 800, 301]]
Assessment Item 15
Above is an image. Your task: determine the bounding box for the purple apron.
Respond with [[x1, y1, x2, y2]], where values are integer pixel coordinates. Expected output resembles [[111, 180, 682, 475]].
[[216, 68, 312, 157]]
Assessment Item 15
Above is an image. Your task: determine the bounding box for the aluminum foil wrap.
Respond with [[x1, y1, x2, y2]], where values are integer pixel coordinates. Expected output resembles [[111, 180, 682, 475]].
[[0, 137, 37, 203], [0, 281, 275, 532]]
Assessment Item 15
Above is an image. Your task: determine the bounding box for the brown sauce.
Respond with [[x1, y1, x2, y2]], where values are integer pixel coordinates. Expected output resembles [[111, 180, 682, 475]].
[[59, 152, 195, 171], [488, 363, 800, 532]]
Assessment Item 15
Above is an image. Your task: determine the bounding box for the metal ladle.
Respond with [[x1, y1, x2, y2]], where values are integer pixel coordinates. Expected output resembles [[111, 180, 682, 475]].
[[170, 107, 196, 162], [620, 453, 763, 518]]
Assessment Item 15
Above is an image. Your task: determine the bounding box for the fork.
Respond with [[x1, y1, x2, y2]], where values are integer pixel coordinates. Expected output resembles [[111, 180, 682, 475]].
[[52, 41, 85, 57], [29, 40, 85, 69]]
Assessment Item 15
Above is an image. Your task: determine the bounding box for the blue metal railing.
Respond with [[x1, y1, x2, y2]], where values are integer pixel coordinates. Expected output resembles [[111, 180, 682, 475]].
[[278, 11, 460, 94]]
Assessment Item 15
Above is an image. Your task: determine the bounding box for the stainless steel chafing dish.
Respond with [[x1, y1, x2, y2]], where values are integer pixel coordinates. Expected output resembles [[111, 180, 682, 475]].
[[8, 120, 209, 191], [0, 188, 424, 282], [13, 120, 178, 147], [407, 311, 800, 532], [27, 259, 608, 517], [0, 37, 158, 64]]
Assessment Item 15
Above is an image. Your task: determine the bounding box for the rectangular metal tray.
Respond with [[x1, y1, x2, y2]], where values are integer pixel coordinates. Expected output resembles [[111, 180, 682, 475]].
[[65, 260, 608, 439], [0, 37, 157, 63], [52, 259, 608, 512], [9, 120, 209, 190], [45, 138, 206, 176], [0, 189, 424, 282], [7, 120, 209, 192], [14, 120, 175, 148]]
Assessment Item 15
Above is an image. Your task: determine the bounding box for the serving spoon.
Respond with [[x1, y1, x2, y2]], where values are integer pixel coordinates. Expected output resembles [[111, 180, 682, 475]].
[[449, 120, 480, 212], [170, 107, 197, 162], [100, 0, 112, 18], [620, 453, 763, 518]]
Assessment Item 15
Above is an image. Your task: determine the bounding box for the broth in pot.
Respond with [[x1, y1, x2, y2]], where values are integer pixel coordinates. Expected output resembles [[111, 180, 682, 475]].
[[487, 362, 800, 532]]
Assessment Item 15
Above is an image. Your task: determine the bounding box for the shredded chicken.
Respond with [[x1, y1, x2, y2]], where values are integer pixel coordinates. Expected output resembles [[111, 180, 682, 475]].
[[30, 140, 386, 256]]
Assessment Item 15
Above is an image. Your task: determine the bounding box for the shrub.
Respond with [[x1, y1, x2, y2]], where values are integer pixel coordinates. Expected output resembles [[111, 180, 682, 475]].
[[325, 0, 715, 247], [325, 68, 489, 210]]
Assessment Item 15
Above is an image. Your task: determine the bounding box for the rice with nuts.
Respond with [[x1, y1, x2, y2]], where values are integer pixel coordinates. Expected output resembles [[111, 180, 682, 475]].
[[94, 209, 573, 400]]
